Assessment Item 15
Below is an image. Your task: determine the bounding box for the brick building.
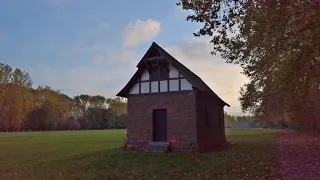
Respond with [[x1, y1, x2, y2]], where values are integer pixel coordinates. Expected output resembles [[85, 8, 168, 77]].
[[117, 42, 230, 152]]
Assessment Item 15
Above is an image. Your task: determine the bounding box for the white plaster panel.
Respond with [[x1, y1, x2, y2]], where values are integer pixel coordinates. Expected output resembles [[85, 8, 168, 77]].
[[129, 83, 139, 94], [181, 79, 192, 90], [169, 64, 179, 78], [140, 70, 149, 81]]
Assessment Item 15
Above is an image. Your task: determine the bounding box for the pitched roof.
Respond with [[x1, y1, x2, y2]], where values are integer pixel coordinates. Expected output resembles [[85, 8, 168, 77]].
[[116, 42, 230, 107]]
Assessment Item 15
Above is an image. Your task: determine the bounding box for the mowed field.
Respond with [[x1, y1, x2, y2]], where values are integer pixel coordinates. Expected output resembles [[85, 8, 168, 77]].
[[0, 129, 280, 180]]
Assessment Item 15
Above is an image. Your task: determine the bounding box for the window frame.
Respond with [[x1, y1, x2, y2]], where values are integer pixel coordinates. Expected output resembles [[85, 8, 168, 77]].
[[149, 66, 169, 81]]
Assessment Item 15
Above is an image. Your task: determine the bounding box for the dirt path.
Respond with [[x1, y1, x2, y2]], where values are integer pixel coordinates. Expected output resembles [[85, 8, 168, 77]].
[[277, 130, 320, 180]]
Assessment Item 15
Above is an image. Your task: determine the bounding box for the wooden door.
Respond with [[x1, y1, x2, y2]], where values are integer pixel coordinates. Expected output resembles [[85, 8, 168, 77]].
[[152, 109, 167, 142]]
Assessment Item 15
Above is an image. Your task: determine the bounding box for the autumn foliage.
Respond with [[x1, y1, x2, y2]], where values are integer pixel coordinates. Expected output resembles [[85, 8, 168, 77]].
[[0, 63, 127, 132], [178, 0, 320, 131]]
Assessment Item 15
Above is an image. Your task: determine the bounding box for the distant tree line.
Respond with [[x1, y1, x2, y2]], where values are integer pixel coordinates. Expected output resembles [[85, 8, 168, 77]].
[[224, 112, 237, 128], [235, 116, 260, 128], [0, 63, 127, 132], [225, 114, 262, 128], [224, 113, 260, 128]]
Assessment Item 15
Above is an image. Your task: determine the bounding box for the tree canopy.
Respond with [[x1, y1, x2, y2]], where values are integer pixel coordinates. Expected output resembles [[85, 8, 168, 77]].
[[0, 63, 127, 131], [178, 0, 320, 131]]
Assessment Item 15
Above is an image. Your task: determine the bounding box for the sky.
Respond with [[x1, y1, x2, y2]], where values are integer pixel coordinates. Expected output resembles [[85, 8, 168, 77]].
[[0, 0, 249, 116]]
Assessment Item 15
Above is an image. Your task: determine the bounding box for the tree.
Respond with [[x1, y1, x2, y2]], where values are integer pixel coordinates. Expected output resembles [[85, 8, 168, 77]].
[[90, 95, 106, 108], [78, 117, 92, 130], [0, 84, 33, 131], [64, 117, 80, 130], [74, 94, 92, 116], [114, 113, 127, 129], [178, 0, 320, 131], [0, 63, 13, 84], [33, 87, 71, 128], [0, 62, 131, 131], [224, 112, 237, 128], [84, 107, 109, 129], [25, 101, 57, 131], [11, 68, 32, 87], [0, 64, 34, 131], [0, 63, 32, 87], [107, 97, 127, 128]]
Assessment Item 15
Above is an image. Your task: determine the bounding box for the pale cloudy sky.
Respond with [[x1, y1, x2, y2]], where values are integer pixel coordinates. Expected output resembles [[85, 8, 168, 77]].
[[0, 0, 249, 115]]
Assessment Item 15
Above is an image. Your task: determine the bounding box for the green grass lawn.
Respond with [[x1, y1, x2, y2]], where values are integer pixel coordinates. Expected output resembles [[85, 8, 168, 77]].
[[0, 129, 280, 180]]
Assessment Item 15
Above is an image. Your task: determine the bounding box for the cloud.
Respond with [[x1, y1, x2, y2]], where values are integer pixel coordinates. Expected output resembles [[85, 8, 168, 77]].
[[122, 19, 161, 48], [165, 38, 249, 115]]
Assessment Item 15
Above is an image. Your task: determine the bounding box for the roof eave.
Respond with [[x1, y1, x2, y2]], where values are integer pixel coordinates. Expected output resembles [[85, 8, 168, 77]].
[[116, 92, 126, 98]]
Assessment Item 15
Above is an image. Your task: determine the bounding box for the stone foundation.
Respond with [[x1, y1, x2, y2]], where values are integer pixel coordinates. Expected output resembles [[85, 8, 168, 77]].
[[125, 141, 199, 152], [125, 141, 148, 151]]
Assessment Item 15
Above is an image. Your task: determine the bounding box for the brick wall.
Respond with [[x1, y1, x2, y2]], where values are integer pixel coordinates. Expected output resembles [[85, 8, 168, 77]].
[[196, 91, 226, 152], [125, 91, 198, 152]]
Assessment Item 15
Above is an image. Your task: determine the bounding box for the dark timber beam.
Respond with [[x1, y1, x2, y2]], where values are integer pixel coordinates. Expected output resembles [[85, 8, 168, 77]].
[[146, 57, 166, 61]]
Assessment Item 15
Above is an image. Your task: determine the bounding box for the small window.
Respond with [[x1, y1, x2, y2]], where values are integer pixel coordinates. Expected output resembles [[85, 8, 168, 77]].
[[141, 82, 150, 93], [205, 107, 209, 125], [160, 80, 168, 92], [151, 81, 158, 93], [150, 67, 168, 81], [169, 80, 179, 91]]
